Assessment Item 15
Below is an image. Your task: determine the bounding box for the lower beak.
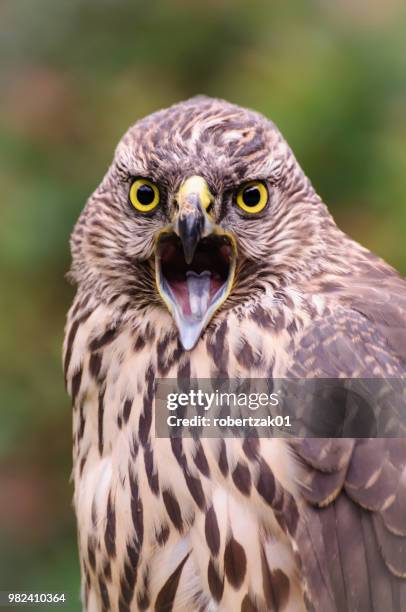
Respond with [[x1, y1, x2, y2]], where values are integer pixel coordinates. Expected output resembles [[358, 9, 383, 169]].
[[155, 176, 237, 350]]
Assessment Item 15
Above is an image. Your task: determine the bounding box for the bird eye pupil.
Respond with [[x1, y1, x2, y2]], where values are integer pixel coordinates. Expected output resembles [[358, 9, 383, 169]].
[[243, 186, 261, 207], [137, 184, 155, 205]]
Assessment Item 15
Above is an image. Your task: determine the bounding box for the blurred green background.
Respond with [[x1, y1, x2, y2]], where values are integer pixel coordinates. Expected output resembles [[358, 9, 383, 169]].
[[0, 0, 405, 609]]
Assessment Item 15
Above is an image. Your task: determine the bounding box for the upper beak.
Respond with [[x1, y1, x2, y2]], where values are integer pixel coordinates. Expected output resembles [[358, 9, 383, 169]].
[[174, 176, 214, 263]]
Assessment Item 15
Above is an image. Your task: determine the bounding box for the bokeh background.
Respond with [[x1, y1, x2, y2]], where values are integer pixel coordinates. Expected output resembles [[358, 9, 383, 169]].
[[1, 0, 405, 609]]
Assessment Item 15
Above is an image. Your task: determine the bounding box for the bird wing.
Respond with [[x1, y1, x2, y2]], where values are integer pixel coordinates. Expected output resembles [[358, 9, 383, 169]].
[[292, 437, 406, 612], [287, 274, 406, 611]]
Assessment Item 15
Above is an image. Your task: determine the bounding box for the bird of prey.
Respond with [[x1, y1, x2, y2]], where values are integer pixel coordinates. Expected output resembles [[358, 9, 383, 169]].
[[64, 96, 406, 611]]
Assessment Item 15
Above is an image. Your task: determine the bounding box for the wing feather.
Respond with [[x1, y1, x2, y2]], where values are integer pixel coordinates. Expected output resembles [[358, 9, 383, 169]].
[[288, 274, 406, 610]]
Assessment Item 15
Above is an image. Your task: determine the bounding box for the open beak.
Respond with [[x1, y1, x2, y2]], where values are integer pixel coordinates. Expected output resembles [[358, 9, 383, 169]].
[[155, 176, 237, 350]]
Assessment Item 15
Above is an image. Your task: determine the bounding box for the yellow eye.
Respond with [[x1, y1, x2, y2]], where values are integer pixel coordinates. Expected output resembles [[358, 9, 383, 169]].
[[129, 178, 160, 212], [236, 181, 268, 214]]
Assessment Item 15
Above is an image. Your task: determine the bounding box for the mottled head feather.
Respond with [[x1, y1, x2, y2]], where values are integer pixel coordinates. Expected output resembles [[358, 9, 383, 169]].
[[69, 96, 343, 314]]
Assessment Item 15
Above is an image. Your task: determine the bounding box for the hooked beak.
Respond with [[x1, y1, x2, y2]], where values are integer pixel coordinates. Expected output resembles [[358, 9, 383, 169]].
[[173, 175, 214, 263], [155, 176, 237, 350]]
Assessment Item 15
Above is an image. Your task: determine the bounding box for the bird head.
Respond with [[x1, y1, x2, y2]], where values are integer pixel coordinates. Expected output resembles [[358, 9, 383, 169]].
[[69, 96, 329, 350]]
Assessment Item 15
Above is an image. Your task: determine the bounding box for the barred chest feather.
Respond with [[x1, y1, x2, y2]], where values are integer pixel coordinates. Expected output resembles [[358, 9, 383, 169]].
[[65, 291, 314, 612]]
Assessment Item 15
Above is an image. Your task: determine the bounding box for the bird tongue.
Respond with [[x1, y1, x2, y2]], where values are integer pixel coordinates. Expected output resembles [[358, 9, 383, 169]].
[[186, 271, 211, 319], [164, 269, 215, 350]]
